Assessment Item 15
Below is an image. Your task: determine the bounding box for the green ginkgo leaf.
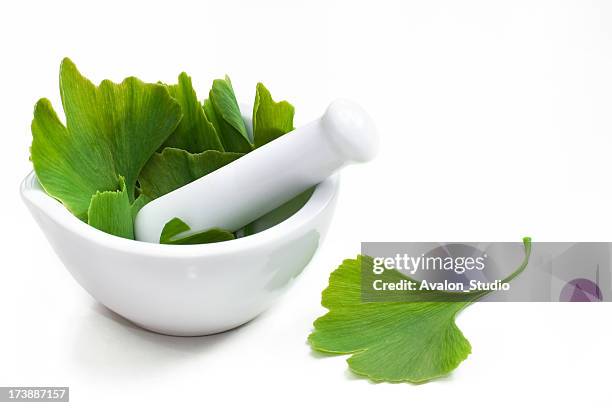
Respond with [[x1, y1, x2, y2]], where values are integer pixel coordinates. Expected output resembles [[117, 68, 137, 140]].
[[31, 58, 182, 220], [161, 73, 223, 153], [253, 82, 295, 147], [138, 147, 243, 200], [87, 177, 149, 240], [309, 238, 531, 383], [159, 217, 234, 245], [208, 76, 252, 153], [202, 98, 222, 143]]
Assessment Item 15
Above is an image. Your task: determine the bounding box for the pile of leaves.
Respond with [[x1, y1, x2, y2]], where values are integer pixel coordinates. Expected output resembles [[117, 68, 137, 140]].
[[30, 58, 295, 244]]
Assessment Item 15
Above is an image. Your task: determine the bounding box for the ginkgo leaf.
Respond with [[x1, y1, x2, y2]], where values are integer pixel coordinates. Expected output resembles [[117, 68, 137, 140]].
[[208, 76, 252, 153], [31, 58, 182, 219], [202, 98, 222, 142], [159, 217, 235, 245], [309, 238, 531, 383], [253, 82, 295, 147], [138, 147, 243, 200], [87, 177, 149, 240], [161, 73, 223, 153]]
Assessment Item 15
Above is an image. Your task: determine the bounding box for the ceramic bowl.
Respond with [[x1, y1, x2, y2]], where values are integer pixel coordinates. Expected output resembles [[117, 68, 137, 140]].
[[21, 172, 338, 335], [20, 109, 340, 336]]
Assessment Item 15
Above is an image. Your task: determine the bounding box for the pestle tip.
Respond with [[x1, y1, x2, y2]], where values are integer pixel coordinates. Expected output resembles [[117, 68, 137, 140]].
[[321, 99, 379, 163]]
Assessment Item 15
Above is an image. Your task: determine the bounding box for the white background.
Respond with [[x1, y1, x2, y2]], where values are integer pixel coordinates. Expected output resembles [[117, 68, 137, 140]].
[[1, 0, 611, 406]]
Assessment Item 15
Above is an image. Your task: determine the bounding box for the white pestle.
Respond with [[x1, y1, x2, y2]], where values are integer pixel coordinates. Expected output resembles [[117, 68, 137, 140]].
[[134, 99, 379, 243]]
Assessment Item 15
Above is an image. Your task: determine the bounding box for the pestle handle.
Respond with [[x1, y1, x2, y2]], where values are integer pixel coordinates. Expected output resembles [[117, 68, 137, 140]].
[[134, 99, 378, 243]]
